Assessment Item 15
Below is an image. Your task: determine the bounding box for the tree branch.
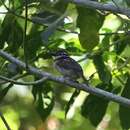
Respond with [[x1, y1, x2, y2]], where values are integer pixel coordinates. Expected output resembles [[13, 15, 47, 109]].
[[65, 0, 130, 17], [0, 112, 11, 130], [0, 75, 48, 85], [0, 73, 28, 84], [0, 50, 130, 107], [0, 0, 129, 37]]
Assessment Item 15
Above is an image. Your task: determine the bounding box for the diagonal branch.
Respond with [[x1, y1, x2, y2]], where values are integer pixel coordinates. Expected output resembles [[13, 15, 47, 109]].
[[0, 50, 130, 107], [0, 112, 11, 130], [65, 0, 130, 17]]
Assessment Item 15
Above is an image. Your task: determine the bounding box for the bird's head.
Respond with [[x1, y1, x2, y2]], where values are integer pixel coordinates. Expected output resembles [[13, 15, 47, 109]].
[[51, 49, 69, 60]]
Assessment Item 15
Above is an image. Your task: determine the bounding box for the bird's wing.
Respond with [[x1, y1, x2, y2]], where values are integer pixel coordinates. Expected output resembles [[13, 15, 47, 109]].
[[56, 57, 83, 73]]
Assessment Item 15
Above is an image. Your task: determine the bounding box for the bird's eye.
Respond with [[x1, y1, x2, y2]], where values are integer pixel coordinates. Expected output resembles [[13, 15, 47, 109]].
[[62, 52, 67, 55]]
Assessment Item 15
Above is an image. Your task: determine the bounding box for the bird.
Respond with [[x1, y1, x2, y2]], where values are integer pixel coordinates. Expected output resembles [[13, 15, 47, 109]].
[[52, 49, 88, 83]]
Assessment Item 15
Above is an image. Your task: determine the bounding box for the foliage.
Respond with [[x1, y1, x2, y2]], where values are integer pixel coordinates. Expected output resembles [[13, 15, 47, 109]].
[[0, 0, 130, 130]]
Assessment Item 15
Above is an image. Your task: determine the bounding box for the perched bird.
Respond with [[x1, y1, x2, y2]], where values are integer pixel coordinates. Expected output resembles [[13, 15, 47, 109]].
[[52, 50, 88, 83]]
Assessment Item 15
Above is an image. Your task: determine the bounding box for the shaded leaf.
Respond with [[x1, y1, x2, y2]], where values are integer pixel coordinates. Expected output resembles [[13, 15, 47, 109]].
[[113, 35, 128, 54], [93, 53, 112, 84], [32, 76, 46, 102], [0, 13, 23, 52], [126, 0, 130, 6], [32, 79, 54, 121], [65, 89, 80, 118], [36, 92, 54, 121], [81, 83, 112, 126], [41, 13, 65, 43], [0, 14, 15, 49], [77, 7, 104, 51], [7, 21, 23, 53], [54, 0, 68, 13], [101, 35, 111, 50], [119, 74, 130, 130], [26, 30, 43, 60]]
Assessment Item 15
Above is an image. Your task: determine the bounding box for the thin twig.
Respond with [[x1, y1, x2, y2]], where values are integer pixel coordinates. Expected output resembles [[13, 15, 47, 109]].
[[115, 75, 125, 86], [0, 112, 11, 130], [0, 73, 28, 84], [0, 50, 130, 107], [23, 0, 28, 69], [0, 75, 48, 85], [113, 57, 130, 71], [0, 0, 10, 10]]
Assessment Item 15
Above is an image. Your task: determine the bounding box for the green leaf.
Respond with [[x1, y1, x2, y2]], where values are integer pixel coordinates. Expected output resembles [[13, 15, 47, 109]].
[[10, 0, 23, 13], [126, 0, 130, 6], [93, 53, 112, 84], [101, 35, 111, 50], [36, 94, 54, 121], [36, 92, 54, 121], [7, 21, 23, 54], [0, 14, 15, 49], [26, 30, 43, 60], [81, 83, 112, 126], [0, 13, 23, 52], [77, 7, 104, 51], [113, 35, 128, 54], [32, 80, 54, 121], [41, 13, 65, 43], [65, 89, 80, 118], [119, 74, 130, 130], [54, 0, 68, 13]]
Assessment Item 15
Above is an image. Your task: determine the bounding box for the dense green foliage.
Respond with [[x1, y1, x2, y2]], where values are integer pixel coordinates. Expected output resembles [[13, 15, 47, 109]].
[[0, 0, 130, 130]]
